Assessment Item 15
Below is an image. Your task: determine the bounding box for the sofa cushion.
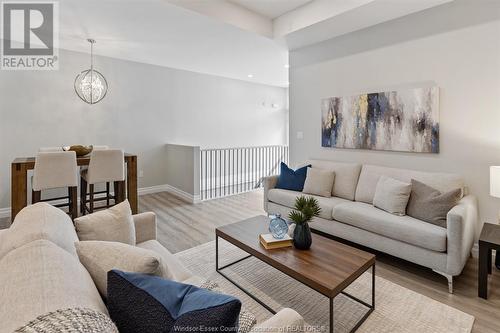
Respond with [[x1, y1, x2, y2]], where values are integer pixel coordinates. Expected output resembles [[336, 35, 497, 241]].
[[303, 160, 362, 200], [75, 240, 163, 297], [107, 270, 241, 333], [267, 189, 351, 220], [332, 202, 447, 252], [302, 167, 335, 198], [0, 240, 107, 333], [355, 164, 464, 204], [373, 176, 411, 216], [0, 202, 78, 260], [137, 240, 192, 282], [407, 179, 462, 228], [75, 200, 136, 245]]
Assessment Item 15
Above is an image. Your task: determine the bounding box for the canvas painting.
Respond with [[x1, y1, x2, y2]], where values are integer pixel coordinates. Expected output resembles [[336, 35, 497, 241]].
[[321, 86, 439, 153]]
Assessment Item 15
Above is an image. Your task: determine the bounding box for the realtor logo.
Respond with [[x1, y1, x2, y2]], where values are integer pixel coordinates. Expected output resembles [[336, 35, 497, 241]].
[[1, 1, 59, 70]]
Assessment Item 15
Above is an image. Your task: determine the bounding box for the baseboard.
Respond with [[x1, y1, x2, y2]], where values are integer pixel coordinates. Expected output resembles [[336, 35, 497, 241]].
[[138, 184, 170, 196], [138, 184, 200, 203], [471, 243, 479, 258], [164, 184, 201, 204], [0, 184, 200, 218], [470, 242, 495, 259]]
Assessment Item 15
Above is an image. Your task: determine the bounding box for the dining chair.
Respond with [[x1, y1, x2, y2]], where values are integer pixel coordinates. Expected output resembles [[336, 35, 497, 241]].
[[80, 149, 125, 214], [32, 151, 79, 219]]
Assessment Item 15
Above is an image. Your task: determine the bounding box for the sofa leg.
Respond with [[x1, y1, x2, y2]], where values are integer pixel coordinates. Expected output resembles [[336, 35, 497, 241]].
[[433, 270, 453, 294]]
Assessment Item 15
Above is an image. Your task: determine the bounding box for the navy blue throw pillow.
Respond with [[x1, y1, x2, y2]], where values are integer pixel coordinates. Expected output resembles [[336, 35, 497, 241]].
[[107, 270, 241, 333], [276, 162, 311, 191]]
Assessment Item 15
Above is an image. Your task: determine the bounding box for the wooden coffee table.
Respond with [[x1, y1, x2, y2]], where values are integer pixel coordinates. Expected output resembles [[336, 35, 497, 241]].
[[216, 216, 376, 333]]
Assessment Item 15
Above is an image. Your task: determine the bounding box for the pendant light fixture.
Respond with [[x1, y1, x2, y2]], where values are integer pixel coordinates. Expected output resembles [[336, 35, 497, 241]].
[[74, 39, 108, 104]]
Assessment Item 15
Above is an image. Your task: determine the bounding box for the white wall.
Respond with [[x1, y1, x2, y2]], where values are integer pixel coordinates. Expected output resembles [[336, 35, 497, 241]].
[[0, 48, 287, 211], [289, 0, 500, 228]]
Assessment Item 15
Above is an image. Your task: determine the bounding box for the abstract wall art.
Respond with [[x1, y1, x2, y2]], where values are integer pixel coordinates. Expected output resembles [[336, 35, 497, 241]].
[[321, 86, 439, 153]]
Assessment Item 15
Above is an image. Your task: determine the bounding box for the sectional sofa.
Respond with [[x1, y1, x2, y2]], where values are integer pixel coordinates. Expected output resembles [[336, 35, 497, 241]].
[[0, 203, 304, 332], [264, 159, 479, 293]]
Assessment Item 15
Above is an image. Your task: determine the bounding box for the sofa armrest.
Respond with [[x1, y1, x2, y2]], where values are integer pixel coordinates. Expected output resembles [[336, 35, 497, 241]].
[[446, 195, 478, 275], [250, 308, 304, 333], [133, 212, 157, 244], [263, 175, 279, 212]]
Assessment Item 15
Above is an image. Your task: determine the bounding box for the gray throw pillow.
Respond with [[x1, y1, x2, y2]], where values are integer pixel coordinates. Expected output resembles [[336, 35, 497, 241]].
[[373, 176, 412, 216], [407, 179, 462, 228]]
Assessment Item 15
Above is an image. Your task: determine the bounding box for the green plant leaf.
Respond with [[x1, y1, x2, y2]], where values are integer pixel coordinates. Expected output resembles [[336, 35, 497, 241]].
[[289, 195, 321, 224], [288, 210, 306, 224]]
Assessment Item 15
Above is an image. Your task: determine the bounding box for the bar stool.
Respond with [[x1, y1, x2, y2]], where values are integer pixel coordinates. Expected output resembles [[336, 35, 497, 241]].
[[80, 149, 125, 215], [39, 147, 63, 152], [32, 151, 79, 219]]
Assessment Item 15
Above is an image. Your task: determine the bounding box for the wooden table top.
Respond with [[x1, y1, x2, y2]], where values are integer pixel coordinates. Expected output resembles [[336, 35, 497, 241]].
[[216, 215, 376, 298], [12, 153, 136, 167]]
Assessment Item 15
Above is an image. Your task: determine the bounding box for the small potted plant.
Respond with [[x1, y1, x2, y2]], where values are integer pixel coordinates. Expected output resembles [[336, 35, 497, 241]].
[[288, 196, 321, 250]]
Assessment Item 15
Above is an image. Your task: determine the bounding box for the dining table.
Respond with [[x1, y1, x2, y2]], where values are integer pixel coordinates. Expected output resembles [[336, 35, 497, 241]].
[[10, 153, 138, 223]]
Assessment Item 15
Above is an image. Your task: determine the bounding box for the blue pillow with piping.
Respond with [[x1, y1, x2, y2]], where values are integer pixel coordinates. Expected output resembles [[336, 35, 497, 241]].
[[107, 270, 241, 333], [276, 162, 311, 191]]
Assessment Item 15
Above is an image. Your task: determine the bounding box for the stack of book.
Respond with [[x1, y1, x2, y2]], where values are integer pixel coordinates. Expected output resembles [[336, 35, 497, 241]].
[[259, 233, 293, 250]]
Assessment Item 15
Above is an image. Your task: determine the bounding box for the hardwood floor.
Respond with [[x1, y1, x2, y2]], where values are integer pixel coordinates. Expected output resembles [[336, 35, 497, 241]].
[[140, 190, 500, 333], [2, 190, 499, 332]]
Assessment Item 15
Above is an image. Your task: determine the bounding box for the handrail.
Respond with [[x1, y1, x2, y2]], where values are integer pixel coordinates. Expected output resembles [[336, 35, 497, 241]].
[[201, 144, 287, 152]]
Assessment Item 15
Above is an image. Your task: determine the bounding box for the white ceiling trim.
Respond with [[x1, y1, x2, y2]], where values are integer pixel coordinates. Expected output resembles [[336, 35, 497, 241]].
[[229, 0, 313, 19]]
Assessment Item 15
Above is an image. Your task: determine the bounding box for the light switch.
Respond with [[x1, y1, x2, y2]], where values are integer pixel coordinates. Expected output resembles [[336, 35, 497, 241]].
[[296, 131, 303, 139]]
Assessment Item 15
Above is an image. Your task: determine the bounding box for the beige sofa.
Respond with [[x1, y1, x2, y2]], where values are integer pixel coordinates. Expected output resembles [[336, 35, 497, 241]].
[[0, 203, 304, 333], [264, 160, 479, 293]]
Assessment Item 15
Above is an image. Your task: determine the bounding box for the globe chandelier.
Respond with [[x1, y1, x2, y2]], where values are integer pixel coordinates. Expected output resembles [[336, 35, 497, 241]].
[[74, 39, 108, 104]]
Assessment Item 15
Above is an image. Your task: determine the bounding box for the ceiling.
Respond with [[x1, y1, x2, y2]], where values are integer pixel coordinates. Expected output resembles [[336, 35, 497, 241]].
[[57, 0, 289, 87], [11, 0, 455, 88], [229, 0, 313, 19]]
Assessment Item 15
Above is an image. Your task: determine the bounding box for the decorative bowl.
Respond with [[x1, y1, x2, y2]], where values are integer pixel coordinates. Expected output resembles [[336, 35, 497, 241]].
[[63, 145, 93, 157]]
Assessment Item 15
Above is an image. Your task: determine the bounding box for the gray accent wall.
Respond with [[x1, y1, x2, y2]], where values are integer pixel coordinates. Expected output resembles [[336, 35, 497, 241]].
[[289, 0, 500, 226], [0, 48, 287, 211]]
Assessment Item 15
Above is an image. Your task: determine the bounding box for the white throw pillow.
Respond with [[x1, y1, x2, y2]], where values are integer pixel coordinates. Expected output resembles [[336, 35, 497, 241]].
[[75, 200, 136, 245], [302, 167, 335, 198], [373, 176, 412, 215], [75, 240, 164, 297]]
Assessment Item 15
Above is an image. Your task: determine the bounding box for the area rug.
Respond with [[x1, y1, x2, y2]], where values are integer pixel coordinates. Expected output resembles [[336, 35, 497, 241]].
[[175, 239, 474, 333]]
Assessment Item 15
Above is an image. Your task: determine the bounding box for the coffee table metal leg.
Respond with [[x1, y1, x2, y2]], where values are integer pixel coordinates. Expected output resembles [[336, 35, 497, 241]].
[[216, 235, 219, 271], [372, 264, 376, 309], [330, 297, 334, 333]]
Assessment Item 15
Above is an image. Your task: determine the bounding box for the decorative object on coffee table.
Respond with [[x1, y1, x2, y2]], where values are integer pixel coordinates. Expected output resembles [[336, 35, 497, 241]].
[[268, 214, 288, 239], [63, 145, 93, 157], [288, 196, 321, 250], [259, 233, 292, 250], [478, 222, 500, 299]]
